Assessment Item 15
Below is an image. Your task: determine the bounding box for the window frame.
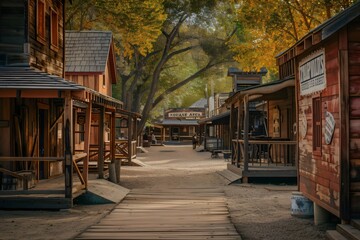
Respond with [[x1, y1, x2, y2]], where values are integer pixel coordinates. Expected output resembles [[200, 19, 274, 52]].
[[312, 96, 322, 156], [36, 0, 46, 44], [50, 8, 59, 51]]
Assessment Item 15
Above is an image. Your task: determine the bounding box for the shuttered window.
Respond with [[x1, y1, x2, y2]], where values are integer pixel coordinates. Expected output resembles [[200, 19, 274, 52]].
[[50, 9, 59, 49], [36, 0, 45, 43], [313, 97, 322, 154]]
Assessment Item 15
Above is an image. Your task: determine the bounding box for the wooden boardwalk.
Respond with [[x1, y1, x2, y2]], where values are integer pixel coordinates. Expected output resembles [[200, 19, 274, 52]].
[[76, 188, 241, 240]]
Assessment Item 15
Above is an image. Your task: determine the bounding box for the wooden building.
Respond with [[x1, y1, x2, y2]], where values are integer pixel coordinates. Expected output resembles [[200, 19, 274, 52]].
[[65, 31, 139, 166], [276, 2, 360, 223], [199, 93, 231, 151], [156, 107, 205, 142], [0, 0, 136, 209], [226, 78, 297, 183]]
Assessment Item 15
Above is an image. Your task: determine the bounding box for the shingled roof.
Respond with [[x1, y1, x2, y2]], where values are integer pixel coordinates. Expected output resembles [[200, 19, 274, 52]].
[[65, 31, 116, 82], [0, 66, 84, 90]]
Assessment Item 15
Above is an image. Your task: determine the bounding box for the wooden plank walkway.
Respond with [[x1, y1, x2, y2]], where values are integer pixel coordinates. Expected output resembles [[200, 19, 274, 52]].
[[76, 188, 241, 240]]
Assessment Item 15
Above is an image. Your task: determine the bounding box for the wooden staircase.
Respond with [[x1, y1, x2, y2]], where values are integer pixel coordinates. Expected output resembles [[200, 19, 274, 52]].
[[327, 220, 360, 240]]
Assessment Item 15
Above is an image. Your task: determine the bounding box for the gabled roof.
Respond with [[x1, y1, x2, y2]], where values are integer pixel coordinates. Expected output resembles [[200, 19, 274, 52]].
[[0, 66, 84, 90], [65, 31, 117, 83], [190, 98, 207, 108]]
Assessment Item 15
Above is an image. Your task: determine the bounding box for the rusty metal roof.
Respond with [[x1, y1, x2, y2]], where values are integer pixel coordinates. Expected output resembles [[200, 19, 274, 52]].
[[0, 66, 84, 90]]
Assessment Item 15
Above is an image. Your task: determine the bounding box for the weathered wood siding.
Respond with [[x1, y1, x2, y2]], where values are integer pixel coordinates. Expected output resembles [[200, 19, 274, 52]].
[[0, 0, 26, 66], [28, 0, 64, 76], [348, 18, 360, 217], [298, 36, 341, 216]]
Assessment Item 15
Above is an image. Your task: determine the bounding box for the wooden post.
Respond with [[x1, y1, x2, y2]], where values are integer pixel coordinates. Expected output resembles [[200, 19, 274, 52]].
[[128, 116, 132, 163], [64, 91, 73, 202], [243, 95, 249, 172], [98, 106, 104, 179], [83, 101, 92, 188], [237, 99, 243, 168], [339, 30, 350, 221]]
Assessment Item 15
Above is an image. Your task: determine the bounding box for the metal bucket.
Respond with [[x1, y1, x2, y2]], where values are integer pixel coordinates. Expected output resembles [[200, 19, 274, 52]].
[[291, 192, 314, 218]]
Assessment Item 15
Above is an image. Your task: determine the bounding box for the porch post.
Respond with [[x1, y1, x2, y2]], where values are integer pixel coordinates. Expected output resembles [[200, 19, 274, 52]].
[[128, 116, 132, 163], [98, 106, 105, 179], [83, 101, 92, 188], [243, 94, 249, 171], [237, 99, 242, 168], [64, 91, 73, 203]]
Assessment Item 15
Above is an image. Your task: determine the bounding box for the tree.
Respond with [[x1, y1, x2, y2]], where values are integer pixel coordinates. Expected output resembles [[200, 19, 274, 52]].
[[116, 0, 238, 134], [229, 0, 357, 75]]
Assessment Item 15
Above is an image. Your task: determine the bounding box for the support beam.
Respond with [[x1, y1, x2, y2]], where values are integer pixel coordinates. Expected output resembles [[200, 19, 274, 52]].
[[243, 94, 249, 172], [98, 106, 105, 179], [64, 91, 73, 203], [83, 101, 92, 188], [128, 116, 132, 163]]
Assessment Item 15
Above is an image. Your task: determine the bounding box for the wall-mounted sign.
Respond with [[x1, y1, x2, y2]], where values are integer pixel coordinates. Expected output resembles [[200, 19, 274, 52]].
[[299, 49, 326, 96], [77, 113, 85, 125], [324, 111, 335, 144], [168, 112, 203, 119], [299, 110, 307, 139]]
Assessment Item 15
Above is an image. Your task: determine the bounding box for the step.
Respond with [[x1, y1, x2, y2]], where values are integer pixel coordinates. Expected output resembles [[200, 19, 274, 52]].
[[326, 230, 348, 240], [337, 224, 360, 240], [352, 219, 360, 230]]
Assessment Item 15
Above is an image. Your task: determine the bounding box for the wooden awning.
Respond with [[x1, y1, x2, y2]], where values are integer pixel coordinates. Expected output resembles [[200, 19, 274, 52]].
[[225, 78, 294, 105]]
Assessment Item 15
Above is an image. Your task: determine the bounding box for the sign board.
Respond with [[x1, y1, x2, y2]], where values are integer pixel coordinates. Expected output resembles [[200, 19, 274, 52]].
[[299, 50, 326, 96], [168, 112, 203, 119], [324, 111, 335, 144]]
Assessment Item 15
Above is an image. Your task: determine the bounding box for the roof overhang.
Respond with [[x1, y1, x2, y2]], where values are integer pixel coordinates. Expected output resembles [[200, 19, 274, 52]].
[[226, 78, 295, 104]]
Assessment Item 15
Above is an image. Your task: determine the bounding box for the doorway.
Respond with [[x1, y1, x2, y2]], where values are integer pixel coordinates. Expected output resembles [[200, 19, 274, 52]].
[[171, 127, 179, 141]]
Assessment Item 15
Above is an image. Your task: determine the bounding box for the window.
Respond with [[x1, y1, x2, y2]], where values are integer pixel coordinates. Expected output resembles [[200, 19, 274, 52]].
[[313, 97, 322, 154], [50, 9, 59, 49], [36, 0, 46, 43], [102, 75, 106, 86]]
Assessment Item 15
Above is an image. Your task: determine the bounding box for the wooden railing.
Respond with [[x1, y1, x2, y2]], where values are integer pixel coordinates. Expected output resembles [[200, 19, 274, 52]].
[[232, 139, 296, 168], [115, 140, 137, 160]]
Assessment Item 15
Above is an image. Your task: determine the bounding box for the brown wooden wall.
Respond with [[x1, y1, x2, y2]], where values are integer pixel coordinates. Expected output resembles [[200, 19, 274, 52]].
[[298, 35, 341, 216], [28, 0, 64, 76], [66, 72, 113, 97], [348, 18, 360, 217]]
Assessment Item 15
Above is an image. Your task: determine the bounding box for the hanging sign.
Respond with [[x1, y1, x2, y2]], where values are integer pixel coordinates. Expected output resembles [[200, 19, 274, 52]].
[[168, 112, 203, 119], [77, 113, 86, 125], [324, 111, 335, 144], [299, 49, 326, 96]]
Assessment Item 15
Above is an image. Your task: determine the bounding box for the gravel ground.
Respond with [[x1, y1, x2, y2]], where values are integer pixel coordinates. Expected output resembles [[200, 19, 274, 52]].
[[0, 144, 335, 239]]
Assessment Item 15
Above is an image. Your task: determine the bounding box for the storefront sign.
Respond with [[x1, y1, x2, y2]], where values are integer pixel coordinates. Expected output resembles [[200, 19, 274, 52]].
[[299, 50, 326, 96], [324, 111, 335, 144], [168, 112, 203, 118]]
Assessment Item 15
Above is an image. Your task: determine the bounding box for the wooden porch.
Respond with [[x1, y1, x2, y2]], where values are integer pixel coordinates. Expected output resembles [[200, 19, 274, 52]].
[[229, 139, 297, 182]]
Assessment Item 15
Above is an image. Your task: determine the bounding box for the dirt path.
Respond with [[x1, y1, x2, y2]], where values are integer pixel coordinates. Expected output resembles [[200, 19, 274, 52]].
[[0, 144, 333, 239]]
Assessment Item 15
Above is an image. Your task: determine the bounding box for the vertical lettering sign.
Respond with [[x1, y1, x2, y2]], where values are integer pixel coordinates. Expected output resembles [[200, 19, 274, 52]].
[[299, 50, 326, 96], [324, 111, 335, 145]]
